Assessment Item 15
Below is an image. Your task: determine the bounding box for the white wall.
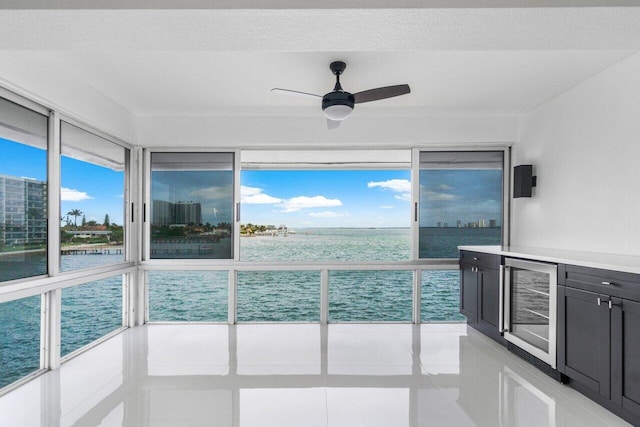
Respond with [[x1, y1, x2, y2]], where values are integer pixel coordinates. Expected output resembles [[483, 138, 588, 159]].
[[512, 52, 640, 256]]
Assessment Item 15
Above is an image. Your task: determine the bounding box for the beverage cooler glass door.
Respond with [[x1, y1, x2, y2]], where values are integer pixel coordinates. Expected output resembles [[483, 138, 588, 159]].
[[503, 258, 557, 368]]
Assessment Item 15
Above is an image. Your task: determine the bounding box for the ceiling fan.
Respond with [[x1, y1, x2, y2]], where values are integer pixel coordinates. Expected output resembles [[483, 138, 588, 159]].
[[271, 61, 411, 129]]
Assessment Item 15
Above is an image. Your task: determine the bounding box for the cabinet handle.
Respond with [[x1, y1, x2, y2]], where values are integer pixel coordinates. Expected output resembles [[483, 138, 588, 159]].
[[602, 281, 615, 286], [473, 257, 479, 261], [597, 297, 601, 306]]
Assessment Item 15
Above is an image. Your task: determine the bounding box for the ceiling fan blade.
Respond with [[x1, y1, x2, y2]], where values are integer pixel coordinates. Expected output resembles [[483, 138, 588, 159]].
[[353, 84, 410, 104], [327, 118, 341, 130], [271, 88, 322, 98]]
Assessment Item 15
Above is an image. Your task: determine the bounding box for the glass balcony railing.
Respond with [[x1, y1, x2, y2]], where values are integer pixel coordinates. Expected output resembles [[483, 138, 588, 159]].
[[0, 295, 42, 390], [329, 270, 413, 322], [148, 271, 228, 322], [61, 276, 124, 357], [237, 271, 321, 322]]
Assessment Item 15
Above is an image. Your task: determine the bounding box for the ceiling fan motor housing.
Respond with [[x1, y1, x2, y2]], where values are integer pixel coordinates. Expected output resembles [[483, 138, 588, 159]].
[[322, 91, 355, 120]]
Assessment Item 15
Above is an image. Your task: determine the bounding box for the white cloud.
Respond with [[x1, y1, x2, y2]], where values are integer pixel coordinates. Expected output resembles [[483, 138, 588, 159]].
[[191, 186, 232, 200], [368, 179, 411, 203], [61, 187, 94, 202], [367, 179, 411, 192], [241, 186, 282, 204], [308, 211, 345, 218], [394, 193, 412, 202], [424, 190, 456, 201], [438, 184, 454, 191], [379, 205, 395, 209], [279, 196, 342, 213]]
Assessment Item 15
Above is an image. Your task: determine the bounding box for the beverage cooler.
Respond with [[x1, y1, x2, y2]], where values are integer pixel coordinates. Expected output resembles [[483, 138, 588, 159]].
[[501, 258, 558, 368]]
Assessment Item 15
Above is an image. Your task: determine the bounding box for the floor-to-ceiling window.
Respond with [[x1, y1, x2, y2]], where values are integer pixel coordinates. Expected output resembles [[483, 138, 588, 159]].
[[0, 90, 134, 393], [142, 148, 508, 325]]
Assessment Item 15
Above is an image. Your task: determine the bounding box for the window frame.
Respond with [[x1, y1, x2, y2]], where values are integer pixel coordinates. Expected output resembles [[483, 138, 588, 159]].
[[58, 117, 132, 273], [0, 90, 50, 284], [411, 147, 511, 261], [142, 148, 241, 263]]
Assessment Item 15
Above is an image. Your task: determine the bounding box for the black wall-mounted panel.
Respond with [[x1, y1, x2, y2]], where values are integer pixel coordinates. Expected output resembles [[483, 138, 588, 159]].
[[514, 164, 534, 198]]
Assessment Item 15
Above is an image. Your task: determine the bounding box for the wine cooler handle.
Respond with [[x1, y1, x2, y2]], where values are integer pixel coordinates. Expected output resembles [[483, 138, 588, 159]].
[[499, 265, 505, 333], [501, 265, 511, 333]]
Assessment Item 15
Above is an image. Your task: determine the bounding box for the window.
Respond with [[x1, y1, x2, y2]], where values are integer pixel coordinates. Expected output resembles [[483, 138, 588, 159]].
[[150, 152, 234, 259], [421, 270, 465, 322], [0, 97, 48, 283], [0, 295, 41, 389], [329, 270, 413, 322], [237, 271, 320, 322], [148, 271, 228, 322], [61, 275, 124, 357], [60, 122, 127, 271], [418, 151, 504, 258], [240, 169, 411, 262]]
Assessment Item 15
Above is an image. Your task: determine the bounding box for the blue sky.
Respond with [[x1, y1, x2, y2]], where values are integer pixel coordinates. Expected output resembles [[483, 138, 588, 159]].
[[241, 170, 412, 228], [3, 137, 502, 229], [1, 138, 125, 226]]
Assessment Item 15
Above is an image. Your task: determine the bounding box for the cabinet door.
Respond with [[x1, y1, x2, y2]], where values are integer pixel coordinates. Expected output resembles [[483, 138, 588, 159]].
[[479, 267, 500, 328], [558, 286, 611, 398], [460, 263, 478, 323], [611, 298, 640, 418]]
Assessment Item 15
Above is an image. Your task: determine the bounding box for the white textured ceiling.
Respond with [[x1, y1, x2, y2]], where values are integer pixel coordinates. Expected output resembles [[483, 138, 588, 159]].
[[0, 6, 639, 119]]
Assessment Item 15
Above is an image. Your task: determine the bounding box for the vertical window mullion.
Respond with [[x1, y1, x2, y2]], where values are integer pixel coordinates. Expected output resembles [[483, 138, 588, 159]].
[[48, 110, 60, 277]]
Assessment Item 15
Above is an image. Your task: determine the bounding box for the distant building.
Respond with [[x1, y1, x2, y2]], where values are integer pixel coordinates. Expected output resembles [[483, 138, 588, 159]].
[[65, 230, 112, 239], [489, 219, 497, 228], [152, 200, 202, 226], [0, 174, 47, 247]]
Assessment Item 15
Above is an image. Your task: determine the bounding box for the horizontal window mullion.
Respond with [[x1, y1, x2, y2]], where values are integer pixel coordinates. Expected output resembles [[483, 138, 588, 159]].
[[0, 264, 135, 303]]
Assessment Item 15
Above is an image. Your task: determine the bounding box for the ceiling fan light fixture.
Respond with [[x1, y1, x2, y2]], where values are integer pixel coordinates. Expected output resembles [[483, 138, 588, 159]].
[[322, 91, 355, 121], [323, 104, 353, 121]]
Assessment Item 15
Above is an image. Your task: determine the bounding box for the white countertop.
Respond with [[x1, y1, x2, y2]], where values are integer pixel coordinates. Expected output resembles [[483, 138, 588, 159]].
[[458, 245, 640, 275]]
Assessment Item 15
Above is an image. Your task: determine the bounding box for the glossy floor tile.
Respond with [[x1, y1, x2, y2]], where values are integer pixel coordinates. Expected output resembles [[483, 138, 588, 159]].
[[0, 324, 631, 426]]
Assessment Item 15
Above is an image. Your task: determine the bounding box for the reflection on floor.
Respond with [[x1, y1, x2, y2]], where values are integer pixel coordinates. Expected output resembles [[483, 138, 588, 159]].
[[0, 324, 631, 427]]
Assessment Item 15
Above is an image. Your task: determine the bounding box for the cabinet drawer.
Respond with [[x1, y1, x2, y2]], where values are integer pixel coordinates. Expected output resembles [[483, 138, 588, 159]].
[[563, 264, 640, 302], [460, 250, 500, 270]]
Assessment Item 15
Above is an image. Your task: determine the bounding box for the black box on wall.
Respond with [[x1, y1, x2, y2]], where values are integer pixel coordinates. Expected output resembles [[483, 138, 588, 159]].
[[513, 165, 536, 198]]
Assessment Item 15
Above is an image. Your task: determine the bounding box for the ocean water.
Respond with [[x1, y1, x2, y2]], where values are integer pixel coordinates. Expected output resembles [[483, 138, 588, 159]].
[[1, 227, 493, 389]]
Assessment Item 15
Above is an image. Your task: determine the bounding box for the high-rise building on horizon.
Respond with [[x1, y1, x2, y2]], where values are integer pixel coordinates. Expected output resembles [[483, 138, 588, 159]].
[[0, 174, 47, 247], [152, 200, 202, 226]]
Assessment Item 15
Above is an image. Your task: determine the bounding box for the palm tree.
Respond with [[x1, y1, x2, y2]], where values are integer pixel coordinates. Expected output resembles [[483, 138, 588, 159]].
[[67, 209, 83, 229]]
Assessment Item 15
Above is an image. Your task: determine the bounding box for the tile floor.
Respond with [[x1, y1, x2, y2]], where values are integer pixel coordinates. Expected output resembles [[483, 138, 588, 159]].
[[0, 323, 631, 426]]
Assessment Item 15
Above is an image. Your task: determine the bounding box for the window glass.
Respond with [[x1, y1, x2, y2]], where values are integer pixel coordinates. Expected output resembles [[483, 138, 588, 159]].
[[0, 295, 41, 389], [237, 271, 320, 322], [419, 151, 503, 258], [148, 271, 228, 321], [240, 170, 411, 262], [61, 275, 123, 357], [60, 122, 126, 271], [329, 270, 413, 322], [150, 152, 234, 259], [421, 270, 465, 322], [0, 97, 48, 282]]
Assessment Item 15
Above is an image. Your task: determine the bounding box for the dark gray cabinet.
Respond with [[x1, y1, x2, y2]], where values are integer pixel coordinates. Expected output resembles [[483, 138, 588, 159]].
[[558, 264, 640, 425], [459, 250, 505, 345]]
